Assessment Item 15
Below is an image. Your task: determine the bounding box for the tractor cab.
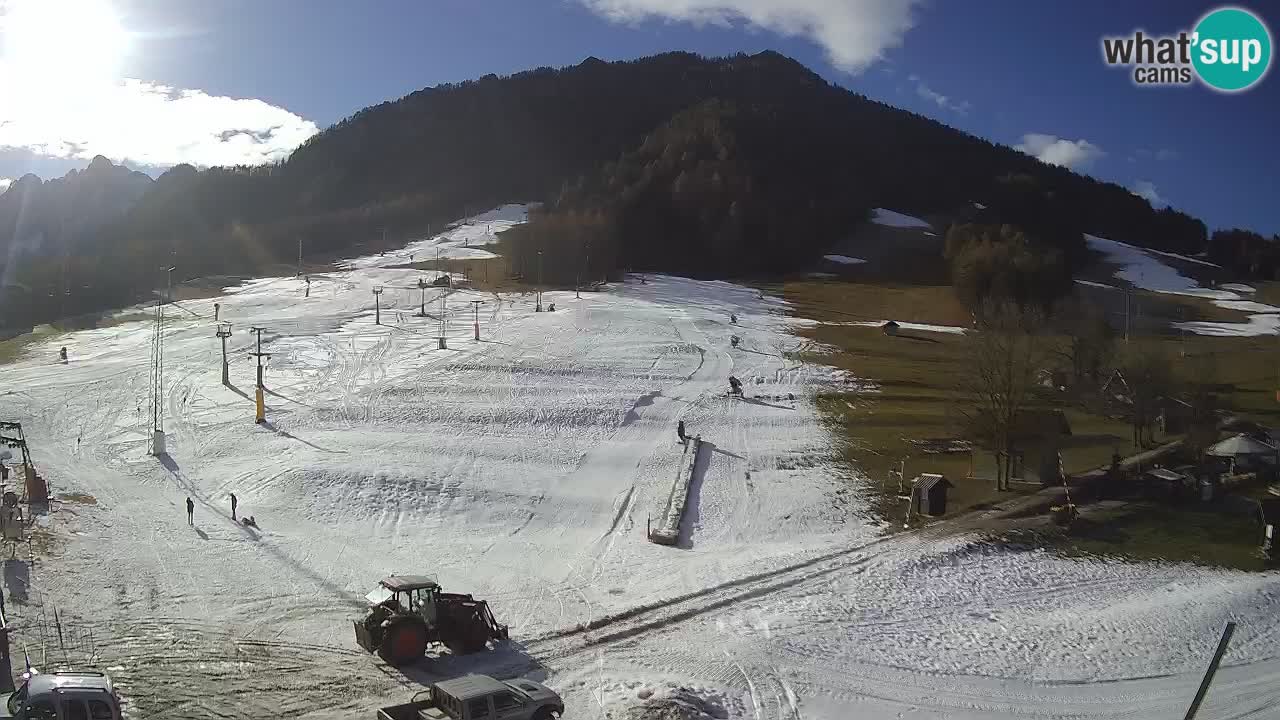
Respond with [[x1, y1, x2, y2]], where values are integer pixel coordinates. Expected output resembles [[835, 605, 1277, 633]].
[[366, 575, 441, 622]]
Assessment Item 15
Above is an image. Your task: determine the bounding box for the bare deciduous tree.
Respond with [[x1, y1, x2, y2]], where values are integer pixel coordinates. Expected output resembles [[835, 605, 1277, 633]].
[[1056, 297, 1115, 388], [1181, 352, 1223, 461], [1118, 341, 1174, 448], [955, 301, 1049, 491]]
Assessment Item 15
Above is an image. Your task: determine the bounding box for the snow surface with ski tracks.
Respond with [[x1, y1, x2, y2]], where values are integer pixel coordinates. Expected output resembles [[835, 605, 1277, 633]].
[[0, 205, 1277, 719]]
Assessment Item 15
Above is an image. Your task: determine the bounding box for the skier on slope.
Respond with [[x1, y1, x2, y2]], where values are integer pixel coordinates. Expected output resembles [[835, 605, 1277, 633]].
[[677, 420, 687, 444], [186, 497, 195, 525]]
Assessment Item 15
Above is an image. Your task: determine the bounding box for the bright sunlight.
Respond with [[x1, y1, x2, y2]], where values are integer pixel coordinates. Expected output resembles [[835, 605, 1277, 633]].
[[1, 0, 128, 93]]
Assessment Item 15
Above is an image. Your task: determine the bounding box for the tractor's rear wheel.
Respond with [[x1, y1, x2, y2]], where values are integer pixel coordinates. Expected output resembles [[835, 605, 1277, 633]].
[[378, 620, 428, 666]]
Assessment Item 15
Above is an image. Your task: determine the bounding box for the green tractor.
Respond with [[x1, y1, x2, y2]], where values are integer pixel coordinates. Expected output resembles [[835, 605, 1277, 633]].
[[354, 575, 509, 666]]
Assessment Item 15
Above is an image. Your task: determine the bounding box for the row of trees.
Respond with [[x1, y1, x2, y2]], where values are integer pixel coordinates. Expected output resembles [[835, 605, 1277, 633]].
[[956, 301, 1220, 491], [944, 223, 1075, 311], [1206, 228, 1280, 279]]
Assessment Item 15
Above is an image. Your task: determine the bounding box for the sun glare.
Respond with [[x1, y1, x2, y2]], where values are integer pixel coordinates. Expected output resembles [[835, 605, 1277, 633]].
[[2, 0, 128, 92]]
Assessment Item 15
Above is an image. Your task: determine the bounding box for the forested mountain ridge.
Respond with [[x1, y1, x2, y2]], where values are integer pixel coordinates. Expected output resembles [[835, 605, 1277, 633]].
[[0, 50, 1252, 332]]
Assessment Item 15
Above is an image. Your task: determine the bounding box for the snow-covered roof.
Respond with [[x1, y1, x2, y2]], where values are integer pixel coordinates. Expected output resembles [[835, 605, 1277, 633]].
[[914, 473, 951, 492], [435, 674, 510, 701], [1144, 468, 1186, 482], [381, 574, 439, 591], [1206, 434, 1276, 458]]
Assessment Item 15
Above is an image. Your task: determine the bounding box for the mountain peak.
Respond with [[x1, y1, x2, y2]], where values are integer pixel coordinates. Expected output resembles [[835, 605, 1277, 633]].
[[86, 155, 115, 172]]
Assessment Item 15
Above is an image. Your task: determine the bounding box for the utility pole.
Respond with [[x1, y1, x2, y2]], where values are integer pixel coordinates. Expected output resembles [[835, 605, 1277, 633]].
[[471, 300, 483, 341], [1183, 623, 1236, 720], [373, 286, 383, 325], [297, 237, 303, 276], [216, 322, 232, 385], [249, 326, 270, 424], [1125, 289, 1131, 343], [438, 289, 448, 349], [536, 249, 543, 312], [150, 265, 175, 456], [417, 278, 427, 317]]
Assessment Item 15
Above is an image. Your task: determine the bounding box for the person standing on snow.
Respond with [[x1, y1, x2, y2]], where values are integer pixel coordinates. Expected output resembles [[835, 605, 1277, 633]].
[[230, 492, 238, 520], [677, 420, 687, 444], [186, 497, 195, 525]]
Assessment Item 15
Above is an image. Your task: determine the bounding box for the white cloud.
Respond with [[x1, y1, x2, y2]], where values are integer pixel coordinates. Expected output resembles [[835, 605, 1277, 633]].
[[1131, 180, 1165, 206], [0, 77, 319, 168], [907, 74, 970, 114], [577, 0, 921, 73], [1014, 133, 1105, 170], [0, 178, 11, 193]]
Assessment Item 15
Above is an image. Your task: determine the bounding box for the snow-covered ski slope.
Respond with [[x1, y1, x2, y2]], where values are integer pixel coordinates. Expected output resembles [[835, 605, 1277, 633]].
[[1, 207, 1278, 719]]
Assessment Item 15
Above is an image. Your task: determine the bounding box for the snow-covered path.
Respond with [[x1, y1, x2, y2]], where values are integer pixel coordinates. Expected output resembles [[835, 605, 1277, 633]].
[[0, 208, 1277, 719]]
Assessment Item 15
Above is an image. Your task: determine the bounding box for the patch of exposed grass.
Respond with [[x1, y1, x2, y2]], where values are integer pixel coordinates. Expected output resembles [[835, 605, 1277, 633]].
[[0, 325, 62, 365], [779, 279, 1156, 522], [388, 252, 536, 295], [1016, 504, 1267, 572], [763, 280, 972, 327], [1172, 335, 1280, 426], [58, 492, 98, 506], [1250, 281, 1280, 307]]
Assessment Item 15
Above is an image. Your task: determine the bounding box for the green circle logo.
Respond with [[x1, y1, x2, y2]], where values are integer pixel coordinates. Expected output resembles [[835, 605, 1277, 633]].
[[1192, 7, 1272, 91]]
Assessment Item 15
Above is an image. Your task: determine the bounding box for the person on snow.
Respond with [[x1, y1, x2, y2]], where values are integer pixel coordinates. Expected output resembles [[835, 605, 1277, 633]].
[[186, 497, 195, 525], [230, 492, 238, 520], [58, 347, 67, 362], [677, 420, 687, 444], [729, 314, 737, 325], [730, 335, 740, 348]]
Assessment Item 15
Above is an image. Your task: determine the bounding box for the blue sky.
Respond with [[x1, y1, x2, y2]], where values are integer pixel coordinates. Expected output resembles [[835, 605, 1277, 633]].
[[1, 0, 1276, 237]]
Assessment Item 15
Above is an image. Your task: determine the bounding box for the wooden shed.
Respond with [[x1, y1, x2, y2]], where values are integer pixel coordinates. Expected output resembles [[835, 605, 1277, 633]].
[[913, 473, 953, 516]]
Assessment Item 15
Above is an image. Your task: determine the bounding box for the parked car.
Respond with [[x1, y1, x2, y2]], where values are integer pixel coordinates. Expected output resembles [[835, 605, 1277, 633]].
[[0, 671, 122, 720], [377, 674, 563, 720]]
